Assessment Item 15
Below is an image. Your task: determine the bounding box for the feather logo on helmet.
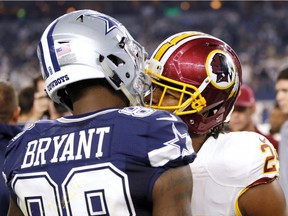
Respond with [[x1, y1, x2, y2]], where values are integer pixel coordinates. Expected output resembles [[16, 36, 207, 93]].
[[206, 50, 236, 90]]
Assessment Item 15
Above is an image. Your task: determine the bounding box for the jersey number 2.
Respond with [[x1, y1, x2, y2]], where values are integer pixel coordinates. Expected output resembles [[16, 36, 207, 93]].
[[261, 143, 278, 174]]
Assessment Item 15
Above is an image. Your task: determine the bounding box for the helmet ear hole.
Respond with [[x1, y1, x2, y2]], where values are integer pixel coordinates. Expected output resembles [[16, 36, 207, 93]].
[[57, 88, 73, 112], [207, 103, 223, 117], [107, 54, 125, 67]]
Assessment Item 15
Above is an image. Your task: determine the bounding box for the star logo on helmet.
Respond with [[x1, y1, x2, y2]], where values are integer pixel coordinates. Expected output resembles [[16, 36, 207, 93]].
[[93, 14, 120, 35]]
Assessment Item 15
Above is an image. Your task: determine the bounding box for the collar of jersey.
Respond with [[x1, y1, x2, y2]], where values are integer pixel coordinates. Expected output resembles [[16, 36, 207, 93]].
[[57, 108, 118, 123]]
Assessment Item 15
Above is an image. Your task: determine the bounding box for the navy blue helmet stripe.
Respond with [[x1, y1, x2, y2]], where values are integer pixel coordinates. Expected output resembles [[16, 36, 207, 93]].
[[47, 20, 60, 74], [38, 42, 49, 79]]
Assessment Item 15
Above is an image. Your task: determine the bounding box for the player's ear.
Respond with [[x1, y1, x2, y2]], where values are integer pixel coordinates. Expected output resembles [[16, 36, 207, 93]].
[[11, 106, 21, 124]]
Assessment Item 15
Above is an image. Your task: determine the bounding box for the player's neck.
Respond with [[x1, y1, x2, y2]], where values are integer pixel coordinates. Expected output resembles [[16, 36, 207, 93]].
[[246, 121, 256, 132], [191, 134, 207, 153], [71, 87, 127, 115]]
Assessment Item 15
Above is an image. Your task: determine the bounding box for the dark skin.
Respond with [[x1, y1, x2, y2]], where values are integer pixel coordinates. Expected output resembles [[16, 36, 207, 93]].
[[238, 180, 288, 216], [8, 80, 193, 216], [152, 165, 193, 216], [7, 197, 22, 216], [150, 86, 288, 216]]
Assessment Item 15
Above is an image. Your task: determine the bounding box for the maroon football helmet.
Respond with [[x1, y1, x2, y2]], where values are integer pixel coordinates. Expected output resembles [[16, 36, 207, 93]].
[[146, 31, 242, 134]]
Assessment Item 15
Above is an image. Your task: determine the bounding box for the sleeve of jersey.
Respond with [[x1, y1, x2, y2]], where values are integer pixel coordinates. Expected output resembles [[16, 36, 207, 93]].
[[3, 123, 41, 187], [247, 133, 279, 186], [3, 130, 28, 184], [145, 111, 196, 169], [2, 129, 28, 205], [212, 132, 279, 187]]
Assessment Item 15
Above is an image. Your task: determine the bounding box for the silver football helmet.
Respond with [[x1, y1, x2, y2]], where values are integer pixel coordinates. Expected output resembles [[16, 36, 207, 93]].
[[37, 9, 150, 109]]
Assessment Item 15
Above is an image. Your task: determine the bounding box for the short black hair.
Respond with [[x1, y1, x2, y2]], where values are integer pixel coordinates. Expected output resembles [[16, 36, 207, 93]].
[[0, 81, 18, 123], [18, 86, 35, 114], [277, 67, 288, 81]]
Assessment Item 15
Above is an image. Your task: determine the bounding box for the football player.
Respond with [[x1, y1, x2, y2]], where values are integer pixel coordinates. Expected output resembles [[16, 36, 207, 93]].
[[276, 67, 288, 207], [145, 31, 287, 215], [4, 10, 196, 216]]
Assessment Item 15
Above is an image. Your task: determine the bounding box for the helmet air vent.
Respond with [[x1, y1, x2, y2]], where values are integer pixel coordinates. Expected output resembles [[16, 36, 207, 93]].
[[76, 15, 84, 23], [119, 37, 126, 48]]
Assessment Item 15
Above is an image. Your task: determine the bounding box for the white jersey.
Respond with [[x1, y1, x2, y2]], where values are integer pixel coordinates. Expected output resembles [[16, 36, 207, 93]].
[[279, 120, 288, 205], [191, 131, 279, 216]]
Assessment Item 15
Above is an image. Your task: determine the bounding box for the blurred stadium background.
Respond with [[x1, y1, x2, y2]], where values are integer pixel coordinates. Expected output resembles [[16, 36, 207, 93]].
[[0, 1, 287, 123]]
